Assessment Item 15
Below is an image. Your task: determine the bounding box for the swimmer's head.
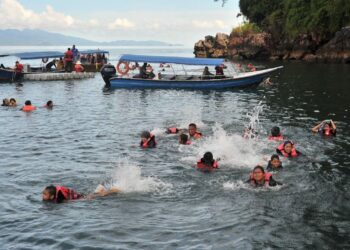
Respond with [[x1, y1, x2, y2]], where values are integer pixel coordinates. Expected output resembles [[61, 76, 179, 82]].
[[25, 100, 31, 106], [188, 123, 197, 136], [270, 154, 281, 168], [252, 165, 265, 181], [179, 133, 189, 144], [42, 185, 56, 201], [283, 141, 293, 153], [141, 131, 151, 143], [201, 152, 214, 166], [271, 126, 281, 137], [46, 100, 53, 108]]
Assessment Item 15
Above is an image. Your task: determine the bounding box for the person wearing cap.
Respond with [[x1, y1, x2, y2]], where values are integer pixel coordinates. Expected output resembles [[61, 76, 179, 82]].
[[74, 61, 85, 72], [140, 131, 157, 148]]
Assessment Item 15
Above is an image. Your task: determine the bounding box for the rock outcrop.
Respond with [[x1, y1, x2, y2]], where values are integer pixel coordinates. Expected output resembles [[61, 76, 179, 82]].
[[194, 27, 350, 63]]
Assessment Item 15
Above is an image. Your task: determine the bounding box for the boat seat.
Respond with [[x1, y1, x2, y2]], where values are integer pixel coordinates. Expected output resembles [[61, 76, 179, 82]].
[[186, 75, 194, 80]]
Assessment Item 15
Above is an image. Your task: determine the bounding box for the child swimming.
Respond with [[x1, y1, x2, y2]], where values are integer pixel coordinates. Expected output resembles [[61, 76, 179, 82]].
[[276, 140, 301, 157], [196, 152, 219, 172], [266, 154, 283, 171], [179, 133, 191, 145], [268, 126, 284, 141], [140, 131, 157, 148], [312, 119, 336, 136], [247, 165, 282, 187]]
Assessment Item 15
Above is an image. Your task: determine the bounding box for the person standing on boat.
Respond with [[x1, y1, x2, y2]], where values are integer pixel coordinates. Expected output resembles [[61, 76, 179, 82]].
[[72, 45, 80, 62], [14, 61, 23, 81], [64, 48, 74, 72], [215, 65, 225, 79]]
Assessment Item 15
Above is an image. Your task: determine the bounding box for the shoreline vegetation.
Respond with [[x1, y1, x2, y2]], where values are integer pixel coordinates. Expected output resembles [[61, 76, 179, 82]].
[[195, 0, 350, 63]]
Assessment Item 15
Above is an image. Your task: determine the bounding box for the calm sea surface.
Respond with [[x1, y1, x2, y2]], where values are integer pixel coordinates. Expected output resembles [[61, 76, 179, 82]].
[[0, 46, 349, 249]]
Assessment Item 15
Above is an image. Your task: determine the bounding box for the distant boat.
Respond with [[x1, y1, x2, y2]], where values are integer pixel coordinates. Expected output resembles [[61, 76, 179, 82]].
[[0, 49, 109, 82], [101, 54, 283, 90]]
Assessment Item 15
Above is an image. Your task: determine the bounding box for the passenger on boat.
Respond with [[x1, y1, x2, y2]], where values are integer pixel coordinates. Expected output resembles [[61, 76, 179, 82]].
[[45, 59, 56, 71], [9, 98, 17, 107], [21, 100, 36, 112], [215, 65, 225, 79], [133, 63, 147, 79], [42, 184, 120, 203], [202, 66, 213, 80], [196, 152, 218, 172], [72, 45, 80, 62], [146, 64, 155, 79], [179, 133, 191, 145], [276, 140, 301, 157], [64, 48, 74, 72], [140, 131, 157, 148], [2, 98, 10, 106], [74, 61, 85, 72], [188, 123, 202, 139], [56, 57, 64, 71], [44, 100, 53, 109], [268, 126, 284, 141], [14, 61, 23, 73], [312, 119, 336, 136], [96, 53, 103, 70], [266, 154, 283, 172], [247, 165, 282, 187]]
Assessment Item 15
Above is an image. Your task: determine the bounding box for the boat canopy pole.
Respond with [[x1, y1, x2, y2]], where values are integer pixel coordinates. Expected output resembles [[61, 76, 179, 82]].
[[170, 64, 176, 76], [181, 64, 187, 77]]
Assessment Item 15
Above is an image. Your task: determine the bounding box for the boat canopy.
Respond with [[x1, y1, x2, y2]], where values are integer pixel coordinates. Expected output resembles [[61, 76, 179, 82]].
[[119, 54, 225, 66], [11, 51, 65, 60], [80, 49, 109, 55]]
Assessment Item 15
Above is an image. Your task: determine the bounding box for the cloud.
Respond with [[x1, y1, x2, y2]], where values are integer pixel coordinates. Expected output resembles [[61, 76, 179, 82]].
[[108, 18, 135, 30], [192, 20, 229, 29]]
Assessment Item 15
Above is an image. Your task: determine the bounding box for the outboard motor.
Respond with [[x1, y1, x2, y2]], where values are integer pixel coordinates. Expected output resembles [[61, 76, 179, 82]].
[[100, 64, 117, 88]]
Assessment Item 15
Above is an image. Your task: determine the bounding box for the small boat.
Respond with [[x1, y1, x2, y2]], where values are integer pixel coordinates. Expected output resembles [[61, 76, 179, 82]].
[[101, 54, 283, 90], [0, 68, 17, 82]]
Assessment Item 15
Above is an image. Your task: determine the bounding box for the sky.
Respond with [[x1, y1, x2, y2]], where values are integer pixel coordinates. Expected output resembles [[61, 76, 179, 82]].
[[0, 0, 243, 46]]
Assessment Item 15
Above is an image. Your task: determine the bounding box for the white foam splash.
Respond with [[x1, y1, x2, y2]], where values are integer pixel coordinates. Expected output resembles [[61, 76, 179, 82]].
[[96, 162, 172, 194], [223, 180, 284, 192], [244, 101, 265, 139], [189, 124, 267, 168]]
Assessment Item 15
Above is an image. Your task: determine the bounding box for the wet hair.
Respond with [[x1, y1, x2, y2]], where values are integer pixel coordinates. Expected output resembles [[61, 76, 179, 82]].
[[141, 131, 151, 139], [47, 100, 53, 106], [271, 126, 281, 137], [253, 165, 265, 173], [179, 134, 189, 144], [44, 185, 56, 198], [10, 98, 16, 103], [201, 152, 214, 166], [68, 48, 71, 50], [270, 154, 280, 161], [283, 140, 293, 147], [189, 123, 197, 129], [25, 100, 31, 106]]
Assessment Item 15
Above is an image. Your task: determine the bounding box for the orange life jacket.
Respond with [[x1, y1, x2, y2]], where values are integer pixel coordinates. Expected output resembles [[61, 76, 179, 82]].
[[268, 135, 284, 141], [21, 105, 36, 112], [276, 143, 298, 157], [140, 134, 157, 148], [191, 132, 202, 139], [196, 160, 219, 171], [249, 172, 272, 187], [74, 64, 83, 72], [167, 127, 179, 134], [54, 186, 79, 202]]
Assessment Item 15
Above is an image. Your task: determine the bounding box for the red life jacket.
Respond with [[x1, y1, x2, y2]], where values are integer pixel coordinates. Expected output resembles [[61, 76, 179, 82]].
[[268, 135, 284, 141], [185, 140, 191, 145], [64, 50, 73, 62], [324, 128, 331, 136], [191, 132, 202, 139], [141, 134, 157, 148], [196, 160, 218, 171], [249, 172, 272, 187], [55, 186, 79, 202], [167, 127, 179, 134], [74, 64, 83, 72], [277, 143, 298, 157], [21, 105, 36, 112], [15, 63, 23, 73]]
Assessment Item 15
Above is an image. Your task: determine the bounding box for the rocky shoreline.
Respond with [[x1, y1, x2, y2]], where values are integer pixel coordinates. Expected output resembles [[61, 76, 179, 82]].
[[194, 27, 350, 63]]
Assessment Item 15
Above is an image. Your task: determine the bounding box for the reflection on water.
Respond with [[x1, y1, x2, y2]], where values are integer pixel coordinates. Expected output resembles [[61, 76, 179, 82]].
[[0, 48, 349, 249]]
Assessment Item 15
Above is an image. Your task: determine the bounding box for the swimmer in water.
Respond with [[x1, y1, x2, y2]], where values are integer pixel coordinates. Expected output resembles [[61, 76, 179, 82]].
[[9, 98, 17, 107], [196, 152, 219, 172], [268, 126, 284, 141], [20, 100, 36, 112], [179, 133, 191, 145], [188, 123, 202, 139], [140, 131, 157, 148], [276, 140, 301, 157], [247, 165, 282, 187], [266, 154, 283, 171], [42, 185, 120, 203], [312, 119, 336, 136], [44, 100, 53, 109]]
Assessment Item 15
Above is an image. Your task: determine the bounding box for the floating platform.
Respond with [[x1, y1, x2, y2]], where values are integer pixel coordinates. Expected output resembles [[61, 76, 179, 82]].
[[23, 72, 95, 81]]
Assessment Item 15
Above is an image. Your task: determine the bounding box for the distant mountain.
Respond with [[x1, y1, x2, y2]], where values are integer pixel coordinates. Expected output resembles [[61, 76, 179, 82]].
[[0, 29, 181, 46]]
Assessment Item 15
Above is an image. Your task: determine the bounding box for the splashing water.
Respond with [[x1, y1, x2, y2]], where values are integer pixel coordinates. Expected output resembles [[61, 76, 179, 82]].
[[223, 180, 284, 192], [181, 124, 269, 169], [243, 101, 265, 139], [96, 161, 172, 194]]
